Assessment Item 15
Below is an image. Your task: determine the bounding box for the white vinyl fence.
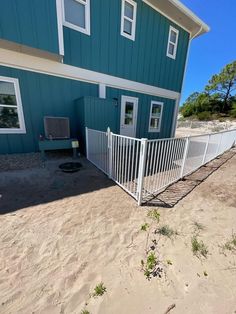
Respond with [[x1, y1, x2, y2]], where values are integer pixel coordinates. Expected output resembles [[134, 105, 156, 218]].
[[86, 127, 236, 205]]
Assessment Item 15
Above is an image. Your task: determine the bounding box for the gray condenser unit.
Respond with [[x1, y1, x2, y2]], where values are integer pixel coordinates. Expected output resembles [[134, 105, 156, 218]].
[[44, 116, 70, 139]]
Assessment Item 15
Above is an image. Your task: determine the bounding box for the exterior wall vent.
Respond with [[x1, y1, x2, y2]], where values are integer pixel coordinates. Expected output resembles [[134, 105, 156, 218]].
[[44, 116, 70, 139]]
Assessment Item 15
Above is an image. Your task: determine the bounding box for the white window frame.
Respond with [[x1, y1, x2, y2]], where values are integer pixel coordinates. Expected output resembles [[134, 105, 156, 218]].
[[0, 76, 26, 134], [166, 26, 179, 60], [120, 0, 137, 41], [62, 0, 91, 36], [148, 101, 163, 133]]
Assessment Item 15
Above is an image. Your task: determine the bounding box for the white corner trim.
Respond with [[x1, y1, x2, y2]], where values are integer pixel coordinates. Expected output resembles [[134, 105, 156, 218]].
[[62, 0, 91, 36], [171, 36, 192, 137], [99, 83, 106, 99], [56, 0, 65, 56], [148, 101, 163, 133], [0, 76, 26, 134], [0, 48, 180, 100], [120, 0, 137, 41]]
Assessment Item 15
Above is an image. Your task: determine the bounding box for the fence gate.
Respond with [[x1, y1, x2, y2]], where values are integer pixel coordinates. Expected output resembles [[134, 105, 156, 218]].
[[86, 127, 236, 205]]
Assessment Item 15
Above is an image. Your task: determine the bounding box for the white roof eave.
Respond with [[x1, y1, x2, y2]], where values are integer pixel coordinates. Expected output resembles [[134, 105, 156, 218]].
[[143, 0, 210, 39]]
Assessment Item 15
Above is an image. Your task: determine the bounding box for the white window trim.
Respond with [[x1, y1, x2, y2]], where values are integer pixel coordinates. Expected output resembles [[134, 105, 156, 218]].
[[166, 26, 179, 60], [120, 0, 137, 41], [0, 76, 26, 134], [148, 101, 163, 133], [62, 0, 91, 36]]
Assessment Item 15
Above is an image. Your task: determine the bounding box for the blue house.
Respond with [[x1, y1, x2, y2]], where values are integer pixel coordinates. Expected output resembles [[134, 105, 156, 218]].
[[0, 0, 209, 154]]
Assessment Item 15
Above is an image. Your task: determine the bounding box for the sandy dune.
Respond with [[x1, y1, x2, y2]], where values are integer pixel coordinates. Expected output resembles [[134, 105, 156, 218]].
[[0, 155, 236, 314]]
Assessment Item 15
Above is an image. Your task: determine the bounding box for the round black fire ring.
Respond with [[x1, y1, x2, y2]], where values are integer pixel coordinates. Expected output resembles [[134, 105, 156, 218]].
[[59, 162, 82, 173]]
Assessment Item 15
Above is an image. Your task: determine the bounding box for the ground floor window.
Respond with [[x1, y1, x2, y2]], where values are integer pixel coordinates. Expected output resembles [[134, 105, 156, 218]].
[[0, 76, 26, 134], [149, 101, 163, 132]]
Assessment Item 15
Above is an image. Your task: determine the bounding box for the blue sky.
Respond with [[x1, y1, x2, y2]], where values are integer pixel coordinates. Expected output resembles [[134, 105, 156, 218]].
[[180, 0, 236, 105]]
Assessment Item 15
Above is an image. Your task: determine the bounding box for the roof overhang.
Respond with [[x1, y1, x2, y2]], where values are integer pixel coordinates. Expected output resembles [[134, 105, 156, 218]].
[[143, 0, 210, 39]]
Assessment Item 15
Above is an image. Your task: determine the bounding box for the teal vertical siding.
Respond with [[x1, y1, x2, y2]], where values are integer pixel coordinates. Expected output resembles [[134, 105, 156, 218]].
[[63, 0, 190, 92], [0, 66, 98, 154], [106, 87, 176, 139], [75, 96, 118, 152], [0, 68, 175, 155], [0, 0, 59, 54]]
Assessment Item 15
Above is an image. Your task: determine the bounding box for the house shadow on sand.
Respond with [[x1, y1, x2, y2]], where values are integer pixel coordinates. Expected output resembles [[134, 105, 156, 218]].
[[0, 156, 115, 215]]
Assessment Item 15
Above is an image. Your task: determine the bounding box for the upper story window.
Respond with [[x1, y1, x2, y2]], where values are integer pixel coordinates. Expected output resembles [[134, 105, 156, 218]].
[[0, 77, 26, 134], [63, 0, 90, 36], [121, 0, 137, 41], [166, 26, 179, 59], [149, 101, 163, 132]]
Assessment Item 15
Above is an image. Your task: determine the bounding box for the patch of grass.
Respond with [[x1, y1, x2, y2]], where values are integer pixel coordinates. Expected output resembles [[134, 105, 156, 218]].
[[81, 310, 90, 314], [193, 221, 205, 231], [147, 209, 160, 223], [221, 233, 236, 252], [92, 282, 107, 298], [191, 236, 208, 258], [141, 223, 149, 231], [157, 225, 178, 239]]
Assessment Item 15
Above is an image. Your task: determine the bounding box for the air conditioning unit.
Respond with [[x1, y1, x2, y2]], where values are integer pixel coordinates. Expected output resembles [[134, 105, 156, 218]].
[[44, 116, 70, 140]]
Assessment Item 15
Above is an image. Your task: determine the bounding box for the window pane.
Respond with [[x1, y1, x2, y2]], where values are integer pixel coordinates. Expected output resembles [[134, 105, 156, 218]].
[[64, 0, 86, 29], [124, 1, 134, 19], [168, 43, 175, 56], [150, 118, 160, 129], [0, 106, 19, 128], [0, 81, 17, 106], [152, 104, 162, 116], [124, 18, 132, 35], [125, 102, 133, 125], [170, 30, 177, 43]]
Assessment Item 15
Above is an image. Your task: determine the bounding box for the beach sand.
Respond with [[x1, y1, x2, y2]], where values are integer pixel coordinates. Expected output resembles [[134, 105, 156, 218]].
[[0, 155, 236, 314]]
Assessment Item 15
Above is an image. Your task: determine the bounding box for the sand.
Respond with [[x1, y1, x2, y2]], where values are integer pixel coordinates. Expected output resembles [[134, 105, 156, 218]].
[[0, 155, 236, 314]]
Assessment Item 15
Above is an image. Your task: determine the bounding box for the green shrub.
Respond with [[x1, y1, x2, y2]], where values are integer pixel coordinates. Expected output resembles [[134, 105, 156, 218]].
[[197, 111, 211, 121]]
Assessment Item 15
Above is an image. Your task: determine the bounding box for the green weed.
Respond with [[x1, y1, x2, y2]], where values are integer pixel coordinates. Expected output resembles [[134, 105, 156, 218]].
[[147, 209, 160, 223], [141, 223, 149, 231], [92, 282, 107, 297], [191, 236, 208, 258]]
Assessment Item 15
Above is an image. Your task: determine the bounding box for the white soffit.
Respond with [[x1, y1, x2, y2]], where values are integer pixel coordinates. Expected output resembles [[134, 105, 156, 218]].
[[143, 0, 210, 38]]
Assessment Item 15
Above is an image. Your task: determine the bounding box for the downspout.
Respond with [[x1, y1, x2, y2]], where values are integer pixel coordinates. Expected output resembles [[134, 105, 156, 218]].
[[171, 25, 203, 137]]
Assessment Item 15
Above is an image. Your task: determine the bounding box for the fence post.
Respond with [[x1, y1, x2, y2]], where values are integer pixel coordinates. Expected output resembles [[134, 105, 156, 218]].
[[137, 138, 148, 206], [85, 127, 89, 160], [180, 136, 190, 179], [107, 127, 112, 179], [216, 132, 223, 155], [202, 134, 210, 165]]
